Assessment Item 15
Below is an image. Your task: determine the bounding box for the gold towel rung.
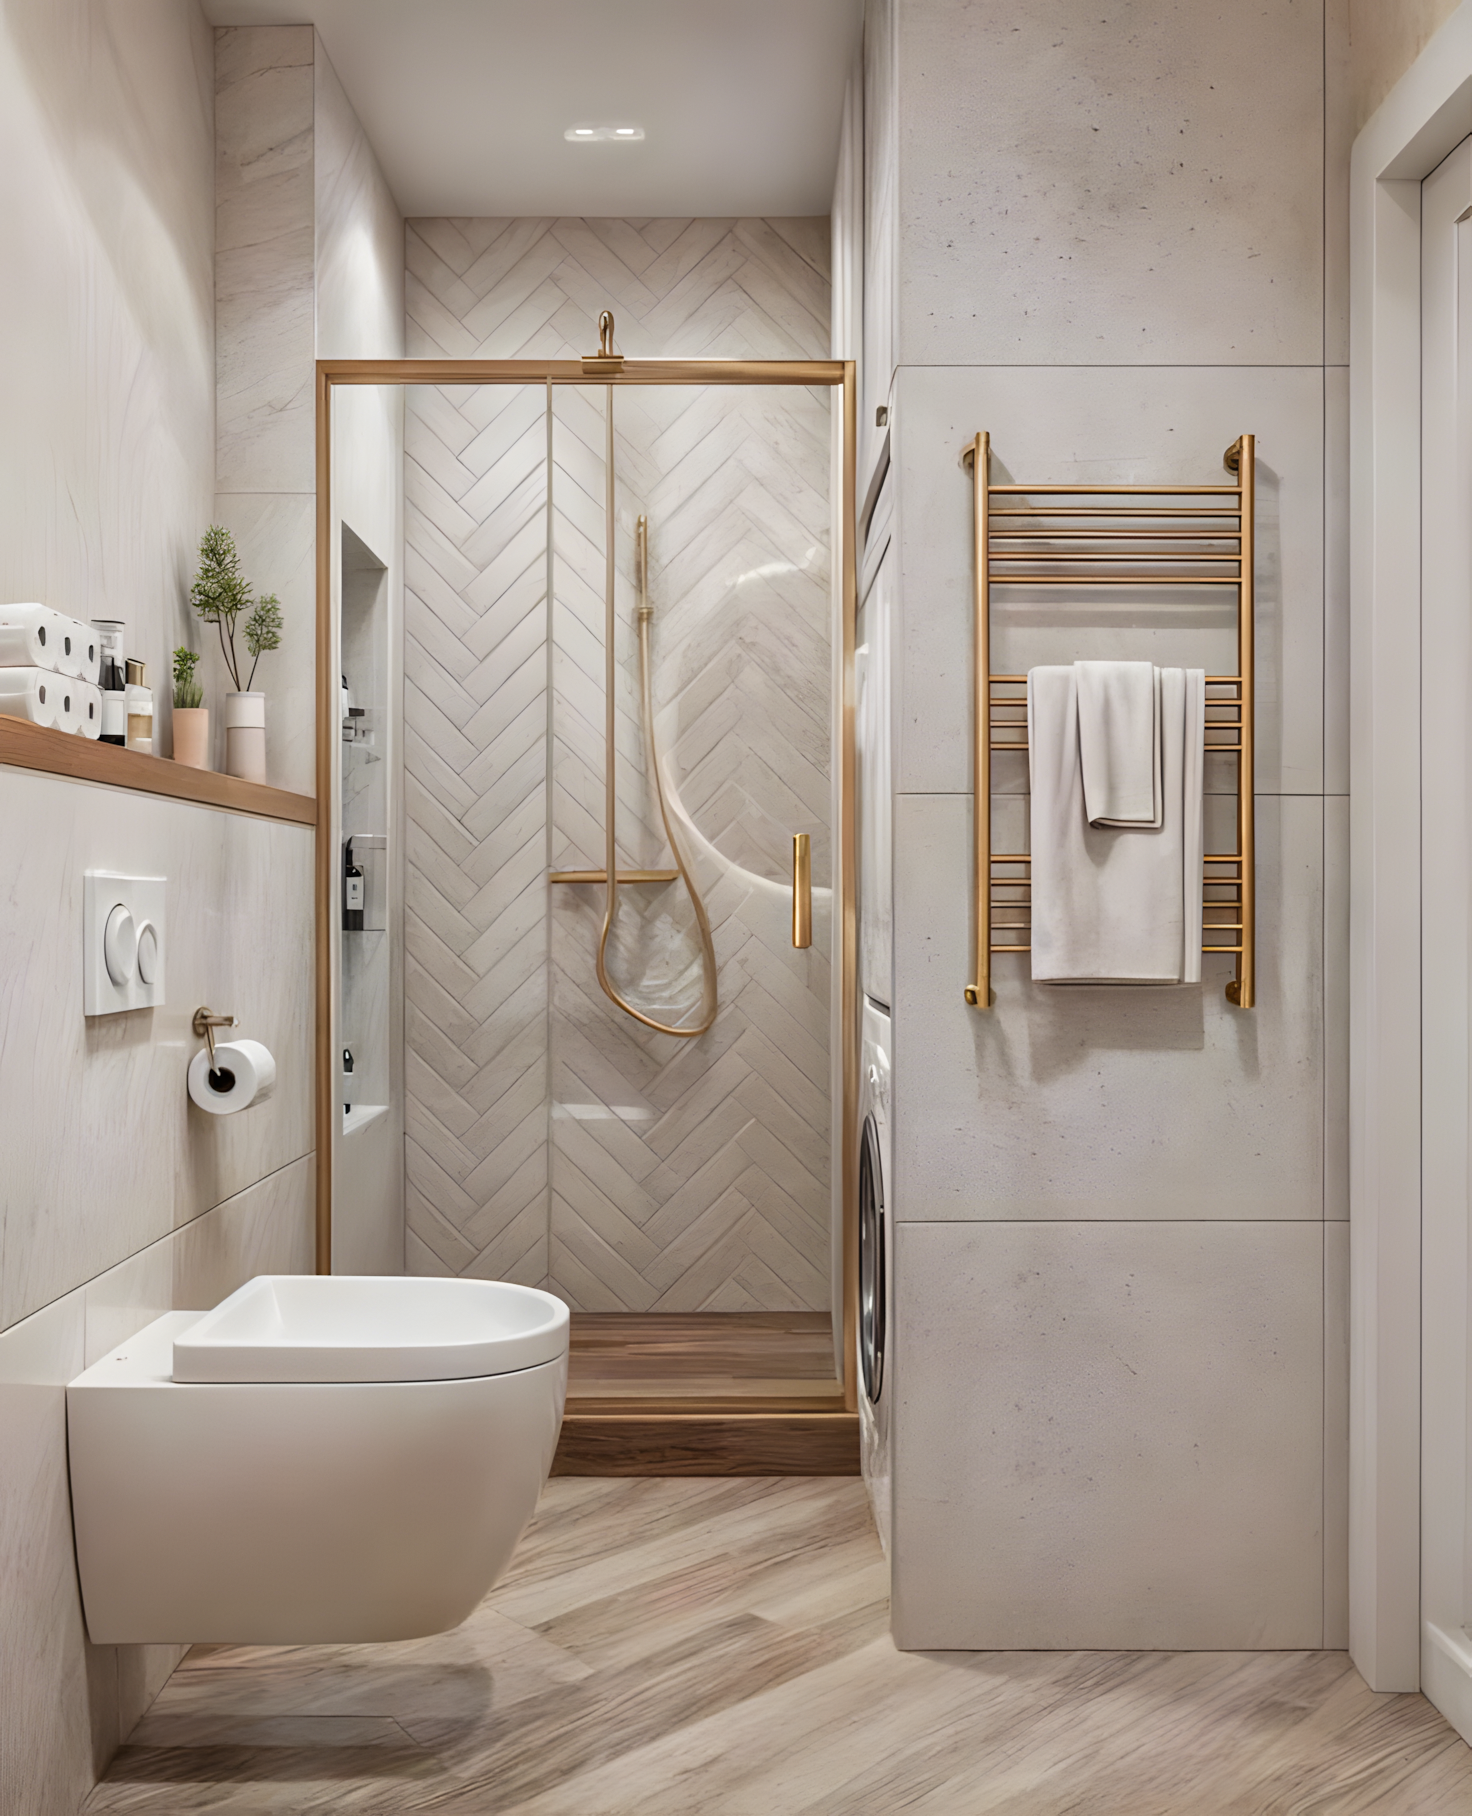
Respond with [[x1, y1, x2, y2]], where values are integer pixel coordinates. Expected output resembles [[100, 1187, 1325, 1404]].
[[965, 431, 1255, 1011]]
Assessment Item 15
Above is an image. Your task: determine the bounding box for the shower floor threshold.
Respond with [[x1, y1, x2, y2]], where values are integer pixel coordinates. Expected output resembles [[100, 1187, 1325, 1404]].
[[554, 1313, 859, 1476]]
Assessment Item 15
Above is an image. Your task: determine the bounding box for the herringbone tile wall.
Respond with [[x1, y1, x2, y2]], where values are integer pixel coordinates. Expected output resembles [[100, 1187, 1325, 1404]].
[[403, 217, 835, 1311]]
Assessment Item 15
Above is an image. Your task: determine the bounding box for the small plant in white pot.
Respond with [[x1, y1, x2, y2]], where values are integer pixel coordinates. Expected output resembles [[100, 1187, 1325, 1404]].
[[171, 647, 209, 769], [189, 526, 282, 784]]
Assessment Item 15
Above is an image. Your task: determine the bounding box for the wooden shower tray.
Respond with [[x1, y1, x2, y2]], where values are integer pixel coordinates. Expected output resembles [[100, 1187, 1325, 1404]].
[[551, 1312, 860, 1476]]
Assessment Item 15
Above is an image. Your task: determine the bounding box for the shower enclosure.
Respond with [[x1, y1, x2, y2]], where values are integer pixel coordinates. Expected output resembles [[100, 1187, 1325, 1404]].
[[317, 343, 858, 1451]]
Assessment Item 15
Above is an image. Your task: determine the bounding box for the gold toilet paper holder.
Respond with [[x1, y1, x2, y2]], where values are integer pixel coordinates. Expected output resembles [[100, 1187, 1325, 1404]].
[[192, 1007, 236, 1067]]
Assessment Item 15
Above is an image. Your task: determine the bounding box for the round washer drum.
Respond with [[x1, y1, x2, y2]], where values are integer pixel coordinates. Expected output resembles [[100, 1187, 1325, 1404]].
[[859, 1110, 886, 1403]]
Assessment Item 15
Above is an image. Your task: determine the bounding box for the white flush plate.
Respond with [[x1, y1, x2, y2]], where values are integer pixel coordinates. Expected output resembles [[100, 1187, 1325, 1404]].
[[84, 872, 165, 1015]]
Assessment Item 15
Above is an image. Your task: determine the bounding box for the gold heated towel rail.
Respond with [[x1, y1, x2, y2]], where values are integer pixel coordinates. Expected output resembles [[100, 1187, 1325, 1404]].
[[961, 432, 1255, 1011]]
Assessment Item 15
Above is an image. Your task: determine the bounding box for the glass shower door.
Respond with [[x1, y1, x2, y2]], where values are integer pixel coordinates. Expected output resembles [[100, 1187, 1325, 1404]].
[[546, 379, 837, 1319]]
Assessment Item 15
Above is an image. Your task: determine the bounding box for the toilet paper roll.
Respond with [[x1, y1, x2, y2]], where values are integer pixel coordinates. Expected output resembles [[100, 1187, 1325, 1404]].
[[187, 1040, 277, 1116], [52, 679, 83, 736], [0, 666, 61, 729], [0, 604, 67, 673], [56, 616, 101, 685], [76, 680, 102, 739]]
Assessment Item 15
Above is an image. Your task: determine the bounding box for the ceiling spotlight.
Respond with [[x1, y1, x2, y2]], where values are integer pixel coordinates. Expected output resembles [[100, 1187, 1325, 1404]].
[[564, 124, 645, 143]]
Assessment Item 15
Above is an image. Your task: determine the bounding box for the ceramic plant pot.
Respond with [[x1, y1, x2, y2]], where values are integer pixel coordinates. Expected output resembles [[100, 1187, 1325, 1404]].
[[172, 707, 210, 770], [224, 690, 266, 784]]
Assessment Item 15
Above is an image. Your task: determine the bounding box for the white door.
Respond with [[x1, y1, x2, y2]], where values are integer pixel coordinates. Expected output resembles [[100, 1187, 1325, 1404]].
[[1420, 131, 1472, 1740]]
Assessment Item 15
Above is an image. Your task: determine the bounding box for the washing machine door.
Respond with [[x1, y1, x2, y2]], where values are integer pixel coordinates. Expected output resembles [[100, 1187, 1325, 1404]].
[[859, 1110, 886, 1403]]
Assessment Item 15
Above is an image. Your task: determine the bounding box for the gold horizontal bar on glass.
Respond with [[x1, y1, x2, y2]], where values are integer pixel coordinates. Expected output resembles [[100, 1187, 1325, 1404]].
[[549, 869, 679, 885], [966, 433, 1256, 1008], [791, 834, 812, 950]]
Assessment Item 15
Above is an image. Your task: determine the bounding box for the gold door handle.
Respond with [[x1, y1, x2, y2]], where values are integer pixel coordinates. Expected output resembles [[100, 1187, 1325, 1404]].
[[791, 833, 812, 949]]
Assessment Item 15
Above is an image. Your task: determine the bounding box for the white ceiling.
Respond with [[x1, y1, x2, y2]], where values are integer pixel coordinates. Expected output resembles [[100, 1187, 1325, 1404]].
[[201, 0, 861, 218]]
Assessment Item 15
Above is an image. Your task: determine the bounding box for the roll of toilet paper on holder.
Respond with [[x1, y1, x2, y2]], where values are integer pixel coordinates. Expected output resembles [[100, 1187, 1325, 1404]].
[[187, 1040, 276, 1115]]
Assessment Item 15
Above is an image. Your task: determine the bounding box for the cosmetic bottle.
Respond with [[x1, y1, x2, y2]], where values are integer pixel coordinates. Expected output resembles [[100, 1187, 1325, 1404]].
[[343, 838, 365, 932], [124, 658, 153, 754], [342, 1046, 355, 1118], [93, 621, 127, 745]]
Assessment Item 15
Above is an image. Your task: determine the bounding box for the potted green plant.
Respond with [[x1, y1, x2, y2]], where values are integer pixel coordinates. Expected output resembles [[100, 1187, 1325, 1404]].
[[171, 647, 208, 769], [189, 525, 283, 784]]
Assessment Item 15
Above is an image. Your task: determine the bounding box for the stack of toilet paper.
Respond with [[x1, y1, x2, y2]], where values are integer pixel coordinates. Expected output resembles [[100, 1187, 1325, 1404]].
[[0, 604, 102, 738]]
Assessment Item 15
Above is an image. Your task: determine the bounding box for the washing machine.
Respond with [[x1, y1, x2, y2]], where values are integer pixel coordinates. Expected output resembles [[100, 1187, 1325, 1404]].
[[855, 475, 895, 1552], [858, 1000, 893, 1552]]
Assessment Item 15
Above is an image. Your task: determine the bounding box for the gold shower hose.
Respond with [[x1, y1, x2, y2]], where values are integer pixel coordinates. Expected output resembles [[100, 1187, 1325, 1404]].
[[594, 393, 718, 1038]]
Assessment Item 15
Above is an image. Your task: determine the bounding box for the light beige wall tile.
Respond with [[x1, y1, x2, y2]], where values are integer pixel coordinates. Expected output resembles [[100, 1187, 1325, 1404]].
[[1324, 796, 1349, 1220], [0, 1291, 101, 1816], [1325, 366, 1350, 795], [893, 364, 1326, 799], [0, 772, 314, 1329], [1325, 1219, 1350, 1646], [207, 490, 315, 794], [0, 0, 214, 763], [896, 0, 1324, 366], [171, 1154, 315, 1310], [891, 1220, 1325, 1649], [1326, 0, 1353, 366], [1347, 0, 1465, 133], [892, 792, 1323, 1220]]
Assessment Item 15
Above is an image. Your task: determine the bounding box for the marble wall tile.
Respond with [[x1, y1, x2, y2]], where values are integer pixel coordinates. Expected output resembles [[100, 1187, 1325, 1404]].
[[206, 490, 316, 796], [0, 1291, 100, 1816], [892, 792, 1322, 1220], [893, 364, 1326, 800], [0, 1141, 314, 1813], [0, 0, 214, 762], [314, 44, 405, 365], [0, 770, 314, 1329], [214, 25, 315, 496], [896, 0, 1324, 366], [890, 1220, 1325, 1649], [171, 1154, 315, 1308], [82, 1246, 172, 1369]]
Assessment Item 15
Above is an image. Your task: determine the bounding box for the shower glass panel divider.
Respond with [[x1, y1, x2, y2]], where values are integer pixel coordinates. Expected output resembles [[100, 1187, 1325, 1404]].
[[317, 356, 859, 1420]]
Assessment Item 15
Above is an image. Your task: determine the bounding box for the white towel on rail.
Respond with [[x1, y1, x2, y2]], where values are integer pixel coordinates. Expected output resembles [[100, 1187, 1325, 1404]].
[[1027, 663, 1205, 984], [1076, 660, 1160, 826]]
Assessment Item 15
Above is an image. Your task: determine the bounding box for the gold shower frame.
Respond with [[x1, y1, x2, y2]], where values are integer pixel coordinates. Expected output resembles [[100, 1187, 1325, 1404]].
[[315, 357, 860, 1411]]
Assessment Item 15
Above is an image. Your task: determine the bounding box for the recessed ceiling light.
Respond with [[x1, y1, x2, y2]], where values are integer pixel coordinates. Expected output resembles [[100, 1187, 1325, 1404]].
[[564, 123, 645, 143]]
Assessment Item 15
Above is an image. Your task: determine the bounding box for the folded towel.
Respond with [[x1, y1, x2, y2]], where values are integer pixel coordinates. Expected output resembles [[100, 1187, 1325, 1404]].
[[1076, 660, 1160, 826], [1028, 663, 1205, 984]]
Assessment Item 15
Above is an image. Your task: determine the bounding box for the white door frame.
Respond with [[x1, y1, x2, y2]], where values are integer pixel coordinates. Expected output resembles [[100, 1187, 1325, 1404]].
[[1351, 0, 1472, 1694]]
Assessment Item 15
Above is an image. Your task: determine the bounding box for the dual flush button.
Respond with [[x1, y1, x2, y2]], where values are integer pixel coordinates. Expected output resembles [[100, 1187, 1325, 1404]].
[[103, 903, 160, 988], [84, 873, 166, 1015]]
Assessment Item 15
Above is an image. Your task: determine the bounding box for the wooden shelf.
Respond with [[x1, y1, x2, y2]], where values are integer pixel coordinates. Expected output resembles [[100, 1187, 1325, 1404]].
[[0, 717, 316, 825]]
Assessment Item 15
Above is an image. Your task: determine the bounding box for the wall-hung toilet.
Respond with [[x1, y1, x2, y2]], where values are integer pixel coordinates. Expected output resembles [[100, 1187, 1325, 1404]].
[[67, 1274, 568, 1646]]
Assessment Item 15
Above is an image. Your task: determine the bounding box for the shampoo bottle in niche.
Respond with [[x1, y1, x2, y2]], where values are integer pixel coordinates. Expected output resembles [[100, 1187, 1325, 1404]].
[[342, 1046, 354, 1117], [343, 839, 364, 931], [93, 621, 126, 745], [125, 659, 153, 754]]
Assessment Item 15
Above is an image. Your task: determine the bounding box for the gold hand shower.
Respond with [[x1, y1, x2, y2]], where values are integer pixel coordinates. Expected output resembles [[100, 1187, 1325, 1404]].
[[593, 403, 718, 1037]]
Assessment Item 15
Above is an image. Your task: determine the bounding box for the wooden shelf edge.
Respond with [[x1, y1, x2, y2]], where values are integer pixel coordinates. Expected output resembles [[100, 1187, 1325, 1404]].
[[0, 718, 316, 825]]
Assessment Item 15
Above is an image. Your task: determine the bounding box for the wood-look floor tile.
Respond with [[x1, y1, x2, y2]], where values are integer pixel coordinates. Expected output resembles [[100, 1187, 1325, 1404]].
[[84, 1480, 1472, 1816]]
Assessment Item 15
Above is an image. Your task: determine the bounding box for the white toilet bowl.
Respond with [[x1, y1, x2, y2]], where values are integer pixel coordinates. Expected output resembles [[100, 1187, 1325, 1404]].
[[67, 1275, 569, 1646]]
